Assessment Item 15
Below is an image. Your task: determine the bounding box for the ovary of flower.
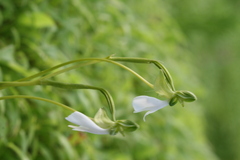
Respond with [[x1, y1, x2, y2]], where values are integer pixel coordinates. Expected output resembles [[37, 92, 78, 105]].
[[65, 111, 109, 135], [132, 96, 169, 121]]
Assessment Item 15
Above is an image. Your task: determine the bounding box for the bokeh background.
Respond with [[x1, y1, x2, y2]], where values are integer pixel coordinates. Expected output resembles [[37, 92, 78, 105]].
[[0, 0, 239, 160]]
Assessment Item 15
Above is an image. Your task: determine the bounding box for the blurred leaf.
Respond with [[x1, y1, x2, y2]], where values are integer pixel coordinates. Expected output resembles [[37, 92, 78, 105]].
[[17, 12, 56, 28], [56, 132, 75, 159], [38, 144, 53, 160], [0, 116, 7, 143], [7, 142, 30, 160], [0, 45, 15, 62], [0, 45, 31, 76]]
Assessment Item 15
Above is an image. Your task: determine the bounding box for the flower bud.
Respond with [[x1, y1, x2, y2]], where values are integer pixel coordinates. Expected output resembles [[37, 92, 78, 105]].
[[169, 96, 178, 106], [176, 91, 197, 102], [109, 120, 139, 136], [118, 120, 139, 132]]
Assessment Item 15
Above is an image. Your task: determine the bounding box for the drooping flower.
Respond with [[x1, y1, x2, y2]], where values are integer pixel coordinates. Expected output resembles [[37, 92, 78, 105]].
[[132, 69, 197, 121], [131, 70, 171, 121], [66, 108, 139, 135], [65, 110, 110, 135], [132, 96, 169, 121]]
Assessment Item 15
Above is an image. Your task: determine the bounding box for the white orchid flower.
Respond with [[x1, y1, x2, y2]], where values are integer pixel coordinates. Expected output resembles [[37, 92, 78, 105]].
[[132, 96, 169, 121], [65, 111, 109, 135], [66, 108, 139, 135]]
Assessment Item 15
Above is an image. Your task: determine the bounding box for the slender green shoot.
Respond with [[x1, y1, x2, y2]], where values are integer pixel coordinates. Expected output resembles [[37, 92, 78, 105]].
[[0, 95, 76, 112]]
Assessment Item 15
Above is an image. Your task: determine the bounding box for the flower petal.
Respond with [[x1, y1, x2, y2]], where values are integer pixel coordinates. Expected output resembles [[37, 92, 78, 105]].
[[143, 109, 159, 122], [132, 96, 169, 113], [65, 111, 109, 134], [132, 96, 169, 121], [68, 125, 109, 134]]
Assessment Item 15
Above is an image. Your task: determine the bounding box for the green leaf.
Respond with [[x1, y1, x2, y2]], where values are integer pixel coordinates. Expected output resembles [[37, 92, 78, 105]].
[[17, 12, 56, 28], [0, 116, 7, 143], [7, 142, 30, 160], [0, 45, 32, 76], [0, 45, 15, 62], [56, 132, 75, 159]]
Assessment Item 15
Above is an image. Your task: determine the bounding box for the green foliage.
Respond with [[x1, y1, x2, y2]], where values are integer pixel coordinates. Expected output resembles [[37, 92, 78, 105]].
[[0, 0, 226, 159], [167, 0, 240, 160]]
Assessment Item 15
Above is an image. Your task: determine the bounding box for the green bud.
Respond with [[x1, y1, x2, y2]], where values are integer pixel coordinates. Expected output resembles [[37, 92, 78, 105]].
[[118, 120, 139, 133], [176, 91, 197, 102], [109, 126, 119, 136], [178, 98, 185, 107], [169, 96, 178, 106], [109, 120, 139, 136]]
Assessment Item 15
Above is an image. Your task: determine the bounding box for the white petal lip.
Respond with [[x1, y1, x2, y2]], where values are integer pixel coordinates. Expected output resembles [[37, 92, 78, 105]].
[[132, 96, 169, 121], [65, 111, 109, 135]]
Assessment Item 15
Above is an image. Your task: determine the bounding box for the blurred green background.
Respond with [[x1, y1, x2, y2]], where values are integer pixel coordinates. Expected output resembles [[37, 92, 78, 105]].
[[0, 0, 239, 159]]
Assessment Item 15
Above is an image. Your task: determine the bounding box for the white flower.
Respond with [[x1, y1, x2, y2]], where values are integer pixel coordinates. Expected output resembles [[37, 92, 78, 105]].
[[65, 111, 109, 135], [132, 96, 169, 121]]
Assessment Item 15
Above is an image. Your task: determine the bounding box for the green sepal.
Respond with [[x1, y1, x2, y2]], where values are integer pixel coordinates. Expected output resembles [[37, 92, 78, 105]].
[[109, 120, 139, 136], [117, 120, 139, 132], [178, 98, 185, 107], [176, 91, 197, 102], [109, 127, 119, 136], [169, 96, 178, 106], [93, 108, 115, 129], [154, 69, 174, 100]]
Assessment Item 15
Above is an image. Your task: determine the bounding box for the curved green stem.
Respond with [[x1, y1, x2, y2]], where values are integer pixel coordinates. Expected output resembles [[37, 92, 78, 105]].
[[0, 95, 76, 112], [40, 58, 153, 88], [37, 61, 98, 81], [108, 57, 175, 91], [16, 60, 100, 82], [14, 57, 153, 89], [40, 80, 116, 121], [0, 79, 116, 120]]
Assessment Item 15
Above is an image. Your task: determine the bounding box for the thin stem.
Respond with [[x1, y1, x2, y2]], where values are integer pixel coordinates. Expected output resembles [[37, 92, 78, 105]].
[[0, 95, 76, 112], [40, 58, 153, 88], [0, 80, 116, 120], [14, 58, 153, 89], [38, 61, 98, 81], [0, 81, 38, 90], [108, 57, 175, 91], [40, 80, 116, 121], [103, 60, 154, 88], [16, 60, 100, 82]]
